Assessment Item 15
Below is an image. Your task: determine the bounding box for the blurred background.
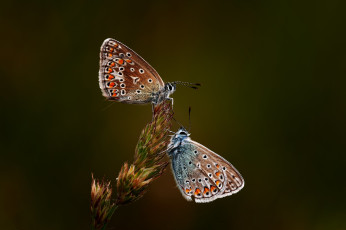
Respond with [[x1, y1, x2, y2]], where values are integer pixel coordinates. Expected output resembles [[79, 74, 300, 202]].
[[1, 0, 345, 229]]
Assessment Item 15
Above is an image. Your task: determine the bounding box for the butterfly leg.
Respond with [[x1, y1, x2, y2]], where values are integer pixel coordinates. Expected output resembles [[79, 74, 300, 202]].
[[151, 103, 155, 122], [166, 97, 174, 108]]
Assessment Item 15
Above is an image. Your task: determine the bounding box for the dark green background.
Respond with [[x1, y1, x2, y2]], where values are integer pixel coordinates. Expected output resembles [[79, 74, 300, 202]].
[[1, 0, 345, 229]]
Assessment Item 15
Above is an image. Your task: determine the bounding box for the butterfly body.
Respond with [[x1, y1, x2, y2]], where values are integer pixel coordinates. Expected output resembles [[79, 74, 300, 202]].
[[99, 38, 177, 104], [168, 128, 244, 203]]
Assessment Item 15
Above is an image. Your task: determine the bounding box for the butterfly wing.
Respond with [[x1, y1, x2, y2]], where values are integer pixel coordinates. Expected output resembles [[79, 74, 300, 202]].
[[99, 38, 165, 104], [170, 144, 205, 202], [170, 140, 244, 203], [191, 140, 244, 203]]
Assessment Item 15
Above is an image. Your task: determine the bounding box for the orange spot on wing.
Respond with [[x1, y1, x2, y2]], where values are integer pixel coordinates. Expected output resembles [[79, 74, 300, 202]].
[[109, 48, 114, 52], [215, 180, 221, 186], [216, 164, 220, 169], [114, 43, 118, 48], [185, 188, 191, 194], [118, 59, 124, 65], [108, 75, 114, 80], [215, 171, 221, 177], [110, 62, 115, 67], [203, 187, 210, 194], [210, 186, 217, 193], [109, 82, 115, 88], [112, 93, 118, 97], [107, 68, 112, 73], [194, 188, 201, 196], [125, 59, 132, 63], [108, 53, 113, 57]]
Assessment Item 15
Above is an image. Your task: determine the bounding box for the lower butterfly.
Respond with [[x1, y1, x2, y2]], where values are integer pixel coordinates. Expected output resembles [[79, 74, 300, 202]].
[[99, 38, 199, 104], [167, 127, 244, 203]]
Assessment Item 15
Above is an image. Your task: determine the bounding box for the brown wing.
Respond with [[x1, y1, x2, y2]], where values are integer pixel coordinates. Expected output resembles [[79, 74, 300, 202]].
[[191, 140, 245, 203], [99, 38, 164, 104]]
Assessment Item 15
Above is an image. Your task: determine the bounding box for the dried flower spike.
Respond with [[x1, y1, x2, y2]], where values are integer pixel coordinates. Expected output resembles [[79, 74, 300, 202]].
[[91, 100, 173, 229], [91, 175, 117, 230], [116, 100, 173, 205]]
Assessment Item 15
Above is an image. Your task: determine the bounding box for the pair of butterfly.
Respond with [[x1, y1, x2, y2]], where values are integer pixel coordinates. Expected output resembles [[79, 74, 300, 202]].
[[99, 38, 244, 203]]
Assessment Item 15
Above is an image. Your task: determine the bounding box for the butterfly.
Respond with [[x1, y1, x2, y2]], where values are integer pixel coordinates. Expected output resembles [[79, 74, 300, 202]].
[[167, 127, 244, 203], [99, 38, 199, 104]]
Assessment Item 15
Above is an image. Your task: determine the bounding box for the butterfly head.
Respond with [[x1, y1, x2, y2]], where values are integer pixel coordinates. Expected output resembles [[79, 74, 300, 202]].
[[164, 82, 176, 95], [176, 127, 190, 137], [168, 127, 191, 151]]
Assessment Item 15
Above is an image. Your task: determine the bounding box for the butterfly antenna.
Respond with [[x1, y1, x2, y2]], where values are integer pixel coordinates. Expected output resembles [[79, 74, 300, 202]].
[[172, 117, 186, 130], [188, 106, 192, 132], [174, 81, 201, 90]]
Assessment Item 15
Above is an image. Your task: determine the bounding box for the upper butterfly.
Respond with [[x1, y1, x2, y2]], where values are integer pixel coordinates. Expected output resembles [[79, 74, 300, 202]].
[[99, 38, 199, 104], [167, 127, 245, 203]]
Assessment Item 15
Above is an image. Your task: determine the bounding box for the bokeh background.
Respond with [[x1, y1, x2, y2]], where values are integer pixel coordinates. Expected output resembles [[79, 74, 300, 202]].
[[1, 0, 345, 229]]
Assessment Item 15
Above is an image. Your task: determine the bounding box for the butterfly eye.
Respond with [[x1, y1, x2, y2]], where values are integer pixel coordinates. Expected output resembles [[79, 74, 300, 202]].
[[166, 84, 173, 91]]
